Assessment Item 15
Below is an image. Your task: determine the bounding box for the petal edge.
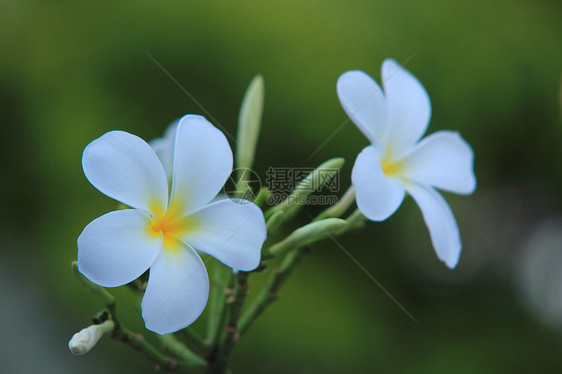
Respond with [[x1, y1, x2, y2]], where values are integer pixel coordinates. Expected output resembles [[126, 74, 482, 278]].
[[337, 70, 389, 146], [406, 183, 461, 269], [381, 59, 431, 156], [181, 199, 266, 271], [83, 131, 169, 213], [77, 209, 162, 287], [170, 115, 233, 216], [401, 131, 476, 195], [142, 242, 209, 334]]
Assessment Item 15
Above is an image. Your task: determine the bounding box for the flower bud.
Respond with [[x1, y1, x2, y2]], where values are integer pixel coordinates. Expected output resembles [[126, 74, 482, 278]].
[[236, 74, 264, 173], [266, 158, 345, 221], [266, 218, 347, 257], [69, 320, 114, 355]]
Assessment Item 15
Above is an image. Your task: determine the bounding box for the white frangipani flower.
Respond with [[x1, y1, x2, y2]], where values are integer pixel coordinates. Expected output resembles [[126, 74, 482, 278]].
[[77, 115, 267, 334], [337, 59, 476, 268], [149, 119, 178, 182]]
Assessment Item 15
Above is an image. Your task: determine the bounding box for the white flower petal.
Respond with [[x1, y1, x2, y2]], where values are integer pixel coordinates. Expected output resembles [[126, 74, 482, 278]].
[[401, 131, 476, 195], [381, 59, 431, 157], [77, 209, 163, 287], [352, 145, 405, 221], [405, 183, 461, 269], [150, 120, 179, 182], [181, 199, 266, 271], [337, 70, 389, 146], [83, 131, 168, 213], [142, 242, 209, 334], [170, 115, 233, 216]]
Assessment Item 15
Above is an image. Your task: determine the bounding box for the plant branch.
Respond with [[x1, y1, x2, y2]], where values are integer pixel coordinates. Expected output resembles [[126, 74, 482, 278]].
[[315, 186, 355, 221], [218, 272, 250, 358], [263, 218, 346, 258], [112, 325, 205, 372], [177, 327, 211, 358], [238, 248, 305, 336], [157, 333, 208, 368], [206, 263, 233, 347], [265, 157, 345, 223], [72, 261, 205, 371], [238, 210, 365, 337], [71, 261, 118, 326]]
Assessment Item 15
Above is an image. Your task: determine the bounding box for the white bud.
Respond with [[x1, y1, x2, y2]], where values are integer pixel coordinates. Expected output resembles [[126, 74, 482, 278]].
[[68, 320, 114, 355]]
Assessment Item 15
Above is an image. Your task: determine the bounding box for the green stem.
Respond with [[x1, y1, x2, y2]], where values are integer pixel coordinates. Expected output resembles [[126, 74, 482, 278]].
[[204, 209, 366, 371], [207, 272, 250, 374], [206, 263, 233, 346], [263, 218, 346, 258], [252, 187, 272, 208], [157, 334, 208, 368], [220, 272, 250, 357], [71, 261, 118, 326], [338, 209, 366, 233], [177, 327, 211, 358], [112, 325, 204, 371], [238, 248, 305, 336], [265, 210, 285, 236], [315, 186, 355, 221], [237, 210, 364, 337], [72, 261, 205, 371], [265, 158, 345, 222]]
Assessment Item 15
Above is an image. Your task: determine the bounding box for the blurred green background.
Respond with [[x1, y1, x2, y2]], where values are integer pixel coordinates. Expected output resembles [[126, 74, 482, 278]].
[[1, 0, 562, 373]]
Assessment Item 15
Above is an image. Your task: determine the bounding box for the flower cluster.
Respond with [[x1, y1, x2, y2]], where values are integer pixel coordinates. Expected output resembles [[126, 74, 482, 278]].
[[74, 59, 475, 343]]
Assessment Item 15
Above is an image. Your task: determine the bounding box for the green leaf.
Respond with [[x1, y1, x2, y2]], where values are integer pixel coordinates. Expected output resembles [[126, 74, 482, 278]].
[[236, 74, 264, 173], [71, 261, 115, 307]]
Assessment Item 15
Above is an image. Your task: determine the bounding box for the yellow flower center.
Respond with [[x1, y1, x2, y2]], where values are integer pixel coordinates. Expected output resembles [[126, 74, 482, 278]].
[[381, 158, 403, 177], [148, 202, 195, 252]]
